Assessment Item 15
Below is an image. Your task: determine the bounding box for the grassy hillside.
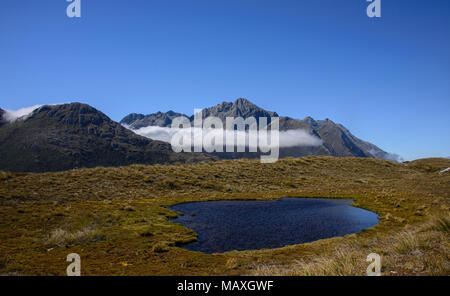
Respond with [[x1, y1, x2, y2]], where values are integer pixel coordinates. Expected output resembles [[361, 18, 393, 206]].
[[0, 157, 449, 275]]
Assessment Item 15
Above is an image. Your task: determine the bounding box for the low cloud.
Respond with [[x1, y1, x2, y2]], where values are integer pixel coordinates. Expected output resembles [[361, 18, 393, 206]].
[[383, 153, 404, 162], [128, 125, 323, 150], [368, 148, 404, 162], [3, 104, 64, 123], [3, 105, 43, 123]]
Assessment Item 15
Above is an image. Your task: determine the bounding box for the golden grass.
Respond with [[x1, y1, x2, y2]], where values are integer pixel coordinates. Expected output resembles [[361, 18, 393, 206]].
[[225, 257, 240, 270], [45, 227, 104, 247], [251, 214, 450, 276], [393, 231, 420, 254], [151, 242, 170, 253], [0, 156, 449, 275], [431, 217, 450, 233], [252, 249, 361, 276]]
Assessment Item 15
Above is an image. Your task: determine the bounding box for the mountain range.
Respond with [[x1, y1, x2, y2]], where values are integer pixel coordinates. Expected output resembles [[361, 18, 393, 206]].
[[0, 99, 400, 172], [121, 98, 399, 161]]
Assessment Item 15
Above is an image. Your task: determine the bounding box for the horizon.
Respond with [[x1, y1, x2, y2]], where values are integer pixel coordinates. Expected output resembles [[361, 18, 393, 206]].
[[1, 0, 449, 161]]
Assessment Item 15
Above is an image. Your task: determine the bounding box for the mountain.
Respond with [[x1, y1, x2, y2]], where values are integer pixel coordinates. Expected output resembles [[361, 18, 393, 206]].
[[0, 108, 6, 127], [119, 99, 279, 129], [0, 103, 213, 172], [195, 98, 278, 123], [121, 111, 187, 129], [121, 98, 398, 160]]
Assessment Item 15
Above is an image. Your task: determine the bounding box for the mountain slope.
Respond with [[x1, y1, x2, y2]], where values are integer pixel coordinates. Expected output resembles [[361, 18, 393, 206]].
[[0, 103, 212, 172], [0, 109, 6, 127], [121, 111, 188, 129], [121, 98, 396, 160]]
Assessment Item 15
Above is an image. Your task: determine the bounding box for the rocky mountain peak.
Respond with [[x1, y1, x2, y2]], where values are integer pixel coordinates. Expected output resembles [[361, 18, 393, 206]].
[[29, 103, 108, 127], [303, 116, 318, 128], [121, 110, 187, 129], [120, 113, 145, 126], [198, 98, 278, 120]]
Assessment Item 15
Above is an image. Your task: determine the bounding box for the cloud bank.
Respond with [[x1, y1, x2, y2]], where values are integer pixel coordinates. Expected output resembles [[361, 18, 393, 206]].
[[128, 125, 323, 150]]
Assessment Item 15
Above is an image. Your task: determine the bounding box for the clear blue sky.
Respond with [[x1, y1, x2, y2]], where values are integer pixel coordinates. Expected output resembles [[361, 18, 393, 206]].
[[1, 0, 449, 160]]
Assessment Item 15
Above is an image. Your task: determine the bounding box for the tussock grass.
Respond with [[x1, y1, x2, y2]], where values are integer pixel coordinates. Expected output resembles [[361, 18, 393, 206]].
[[0, 156, 449, 275], [151, 242, 169, 253], [254, 250, 361, 276], [432, 217, 450, 233], [252, 215, 450, 276], [225, 258, 240, 270], [45, 227, 104, 247], [0, 255, 7, 270], [393, 231, 420, 254]]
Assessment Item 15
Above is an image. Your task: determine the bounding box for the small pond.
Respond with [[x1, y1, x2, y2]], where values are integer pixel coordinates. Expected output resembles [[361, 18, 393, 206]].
[[169, 198, 378, 253]]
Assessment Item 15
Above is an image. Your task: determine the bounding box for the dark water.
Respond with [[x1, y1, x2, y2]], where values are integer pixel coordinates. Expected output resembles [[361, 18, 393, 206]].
[[169, 198, 378, 254]]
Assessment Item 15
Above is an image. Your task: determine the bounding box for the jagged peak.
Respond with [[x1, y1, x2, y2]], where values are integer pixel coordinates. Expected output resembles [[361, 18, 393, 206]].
[[318, 118, 336, 125], [234, 97, 252, 105], [303, 116, 316, 122], [207, 98, 279, 118]]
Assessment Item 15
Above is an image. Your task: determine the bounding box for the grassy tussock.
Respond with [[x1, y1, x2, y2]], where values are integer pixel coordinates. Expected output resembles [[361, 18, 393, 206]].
[[393, 231, 420, 253], [151, 242, 169, 253], [253, 249, 362, 276], [45, 226, 104, 247], [225, 258, 240, 270], [431, 217, 450, 233]]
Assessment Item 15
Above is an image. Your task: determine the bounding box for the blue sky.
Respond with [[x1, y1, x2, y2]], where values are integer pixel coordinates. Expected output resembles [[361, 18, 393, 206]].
[[1, 0, 449, 160]]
